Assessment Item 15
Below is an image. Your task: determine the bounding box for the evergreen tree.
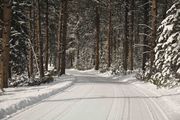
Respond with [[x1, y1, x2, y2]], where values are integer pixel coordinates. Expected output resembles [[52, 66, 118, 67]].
[[151, 1, 180, 86], [10, 0, 29, 75]]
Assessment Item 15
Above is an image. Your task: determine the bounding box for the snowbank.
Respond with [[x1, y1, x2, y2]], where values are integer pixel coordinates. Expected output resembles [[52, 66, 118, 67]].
[[0, 75, 76, 119]]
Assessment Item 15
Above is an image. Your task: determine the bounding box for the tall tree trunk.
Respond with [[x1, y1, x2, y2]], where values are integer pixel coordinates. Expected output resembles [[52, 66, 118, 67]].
[[134, 4, 140, 68], [1, 0, 12, 88], [95, 5, 100, 70], [75, 29, 80, 69], [150, 0, 157, 74], [37, 0, 44, 78], [32, 0, 40, 76], [45, 0, 49, 71], [57, 1, 63, 72], [113, 32, 116, 61], [0, 61, 2, 90], [60, 0, 68, 75], [107, 0, 112, 68], [123, 0, 129, 73], [33, 0, 38, 54], [142, 0, 149, 71], [29, 5, 33, 78], [128, 0, 134, 71], [0, 0, 3, 90]]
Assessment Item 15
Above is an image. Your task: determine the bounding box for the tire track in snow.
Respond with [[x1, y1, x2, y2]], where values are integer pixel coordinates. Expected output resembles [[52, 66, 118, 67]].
[[117, 85, 126, 120], [132, 85, 170, 120], [130, 85, 157, 120], [121, 85, 130, 120], [140, 96, 157, 120], [106, 85, 116, 120], [53, 82, 95, 120], [37, 85, 87, 120], [106, 84, 125, 120]]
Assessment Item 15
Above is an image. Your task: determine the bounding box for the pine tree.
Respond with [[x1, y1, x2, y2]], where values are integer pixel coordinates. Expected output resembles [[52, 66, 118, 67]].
[[10, 0, 29, 75], [152, 1, 180, 86]]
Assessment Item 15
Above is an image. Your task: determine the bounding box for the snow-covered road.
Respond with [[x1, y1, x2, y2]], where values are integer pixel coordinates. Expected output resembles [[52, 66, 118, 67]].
[[4, 69, 179, 120]]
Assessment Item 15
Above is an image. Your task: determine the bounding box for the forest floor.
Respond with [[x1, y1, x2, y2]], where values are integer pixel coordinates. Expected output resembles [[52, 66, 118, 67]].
[[0, 69, 180, 120]]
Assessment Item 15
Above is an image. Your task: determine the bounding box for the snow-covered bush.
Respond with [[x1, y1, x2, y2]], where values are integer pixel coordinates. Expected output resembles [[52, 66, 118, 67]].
[[110, 59, 123, 75], [9, 74, 54, 87]]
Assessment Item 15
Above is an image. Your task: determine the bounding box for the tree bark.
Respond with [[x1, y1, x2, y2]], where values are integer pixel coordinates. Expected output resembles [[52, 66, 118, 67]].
[[123, 0, 129, 73], [60, 0, 68, 75], [128, 0, 134, 71], [75, 29, 80, 69], [150, 0, 157, 74], [32, 0, 40, 76], [37, 0, 44, 78], [57, 1, 63, 72], [107, 0, 112, 68], [95, 5, 100, 70], [1, 0, 12, 88], [28, 5, 33, 78], [45, 0, 49, 71], [142, 0, 149, 71]]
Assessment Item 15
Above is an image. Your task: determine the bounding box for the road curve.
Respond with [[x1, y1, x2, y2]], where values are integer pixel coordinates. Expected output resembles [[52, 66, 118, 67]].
[[4, 70, 171, 120]]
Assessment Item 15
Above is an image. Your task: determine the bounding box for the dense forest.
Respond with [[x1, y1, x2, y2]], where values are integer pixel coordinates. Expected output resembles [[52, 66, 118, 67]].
[[0, 0, 179, 89]]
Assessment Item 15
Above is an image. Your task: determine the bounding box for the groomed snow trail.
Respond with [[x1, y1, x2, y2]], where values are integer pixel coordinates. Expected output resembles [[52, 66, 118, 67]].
[[4, 69, 171, 120]]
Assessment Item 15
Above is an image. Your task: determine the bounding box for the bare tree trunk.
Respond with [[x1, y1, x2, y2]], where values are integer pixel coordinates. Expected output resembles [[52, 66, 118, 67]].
[[29, 5, 33, 78], [45, 0, 49, 71], [75, 29, 80, 69], [107, 0, 112, 68], [37, 0, 44, 78], [128, 0, 134, 71], [95, 5, 100, 70], [60, 0, 68, 75], [33, 0, 37, 55], [27, 0, 40, 77], [134, 6, 140, 68], [0, 62, 3, 91], [123, 0, 129, 73], [1, 0, 12, 88], [150, 0, 157, 74], [70, 55, 73, 68], [113, 33, 116, 61], [142, 0, 149, 71], [57, 1, 63, 72], [0, 0, 3, 91]]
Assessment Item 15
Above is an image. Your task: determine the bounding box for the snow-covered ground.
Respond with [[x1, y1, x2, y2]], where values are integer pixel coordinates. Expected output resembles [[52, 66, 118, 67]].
[[0, 69, 180, 120], [0, 75, 76, 119]]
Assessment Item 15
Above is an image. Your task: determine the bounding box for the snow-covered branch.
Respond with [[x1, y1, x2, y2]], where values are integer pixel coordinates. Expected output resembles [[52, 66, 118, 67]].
[[139, 24, 152, 30], [139, 33, 152, 38]]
